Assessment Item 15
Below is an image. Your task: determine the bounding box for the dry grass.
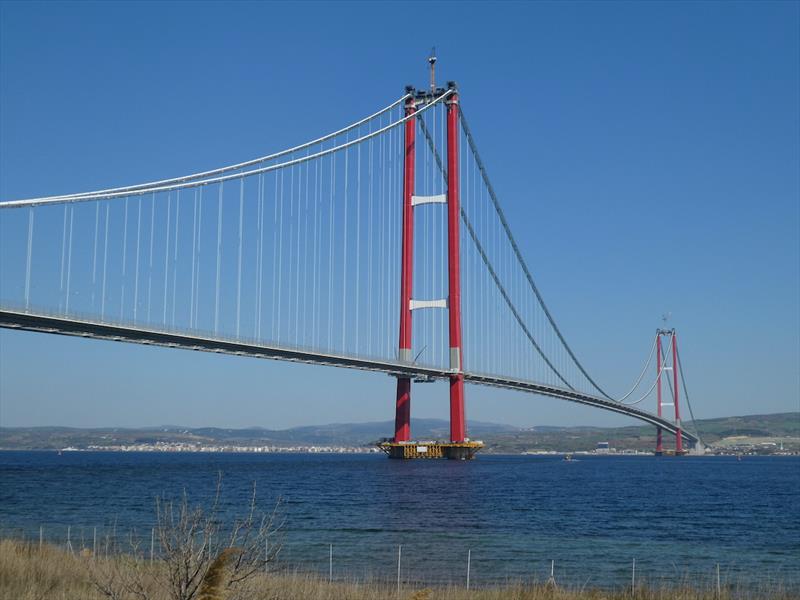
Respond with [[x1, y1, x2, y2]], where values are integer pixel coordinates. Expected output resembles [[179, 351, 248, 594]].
[[0, 539, 795, 600]]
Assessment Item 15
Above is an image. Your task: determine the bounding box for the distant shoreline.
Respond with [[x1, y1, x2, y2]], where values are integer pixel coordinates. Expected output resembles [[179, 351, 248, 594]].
[[2, 411, 797, 455], [1, 448, 798, 457]]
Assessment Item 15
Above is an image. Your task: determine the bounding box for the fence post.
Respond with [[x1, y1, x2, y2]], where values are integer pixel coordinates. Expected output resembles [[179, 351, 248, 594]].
[[716, 563, 721, 599], [66, 525, 73, 554], [631, 558, 636, 596], [265, 536, 269, 574], [466, 548, 471, 590], [93, 527, 97, 558], [150, 528, 154, 563], [546, 559, 556, 587], [111, 519, 117, 555], [329, 544, 333, 583], [39, 525, 43, 551], [396, 545, 402, 596]]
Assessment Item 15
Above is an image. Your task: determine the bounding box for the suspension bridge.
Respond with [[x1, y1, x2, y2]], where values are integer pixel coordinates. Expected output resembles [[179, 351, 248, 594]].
[[0, 81, 701, 458]]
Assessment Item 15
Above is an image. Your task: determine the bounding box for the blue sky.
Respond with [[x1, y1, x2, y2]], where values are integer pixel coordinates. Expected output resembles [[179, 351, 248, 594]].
[[1, 1, 798, 430]]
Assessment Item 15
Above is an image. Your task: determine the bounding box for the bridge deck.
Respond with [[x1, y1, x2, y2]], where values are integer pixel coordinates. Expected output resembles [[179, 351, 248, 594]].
[[0, 309, 698, 445]]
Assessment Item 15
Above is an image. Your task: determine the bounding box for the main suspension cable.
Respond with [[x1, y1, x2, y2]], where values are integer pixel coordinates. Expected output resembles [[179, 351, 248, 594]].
[[618, 332, 674, 406], [422, 108, 652, 397], [7, 94, 412, 205], [676, 345, 703, 446], [417, 115, 574, 389], [458, 108, 613, 399], [612, 333, 658, 403], [2, 92, 454, 208]]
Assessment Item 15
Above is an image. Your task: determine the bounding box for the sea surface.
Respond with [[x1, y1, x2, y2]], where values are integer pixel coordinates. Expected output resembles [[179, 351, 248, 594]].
[[1, 451, 798, 590]]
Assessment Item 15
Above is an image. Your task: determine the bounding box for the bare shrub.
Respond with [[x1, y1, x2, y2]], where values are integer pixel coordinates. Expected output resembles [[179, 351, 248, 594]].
[[87, 476, 282, 600]]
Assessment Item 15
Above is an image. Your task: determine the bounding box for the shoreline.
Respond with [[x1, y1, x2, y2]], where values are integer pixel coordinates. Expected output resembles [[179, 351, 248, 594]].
[[1, 447, 798, 456]]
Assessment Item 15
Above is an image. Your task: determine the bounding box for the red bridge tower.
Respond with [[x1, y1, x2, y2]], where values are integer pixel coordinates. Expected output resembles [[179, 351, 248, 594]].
[[380, 83, 481, 460]]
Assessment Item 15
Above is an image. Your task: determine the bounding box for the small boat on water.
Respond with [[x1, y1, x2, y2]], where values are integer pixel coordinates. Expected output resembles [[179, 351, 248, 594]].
[[563, 453, 573, 462]]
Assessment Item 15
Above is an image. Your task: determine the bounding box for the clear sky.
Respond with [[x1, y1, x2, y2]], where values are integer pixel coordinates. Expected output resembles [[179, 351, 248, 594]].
[[0, 1, 798, 430]]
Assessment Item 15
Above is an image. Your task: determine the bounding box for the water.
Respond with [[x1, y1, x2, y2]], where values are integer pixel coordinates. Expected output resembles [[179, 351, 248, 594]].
[[1, 451, 798, 590]]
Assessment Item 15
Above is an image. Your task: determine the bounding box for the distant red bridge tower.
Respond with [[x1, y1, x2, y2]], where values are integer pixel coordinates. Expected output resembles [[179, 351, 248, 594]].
[[655, 328, 686, 456]]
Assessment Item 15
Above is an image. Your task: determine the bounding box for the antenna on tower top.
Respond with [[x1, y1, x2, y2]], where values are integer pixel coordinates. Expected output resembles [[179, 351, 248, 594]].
[[428, 47, 437, 93]]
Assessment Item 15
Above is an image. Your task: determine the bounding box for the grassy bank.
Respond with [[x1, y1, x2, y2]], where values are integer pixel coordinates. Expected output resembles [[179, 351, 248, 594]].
[[0, 539, 795, 600]]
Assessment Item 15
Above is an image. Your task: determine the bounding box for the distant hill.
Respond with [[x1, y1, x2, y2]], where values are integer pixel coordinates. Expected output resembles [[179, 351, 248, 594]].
[[0, 412, 797, 452], [479, 412, 800, 453], [0, 419, 519, 450]]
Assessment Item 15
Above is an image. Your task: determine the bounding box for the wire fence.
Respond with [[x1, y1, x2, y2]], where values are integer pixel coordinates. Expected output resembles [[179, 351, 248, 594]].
[[0, 524, 794, 595]]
